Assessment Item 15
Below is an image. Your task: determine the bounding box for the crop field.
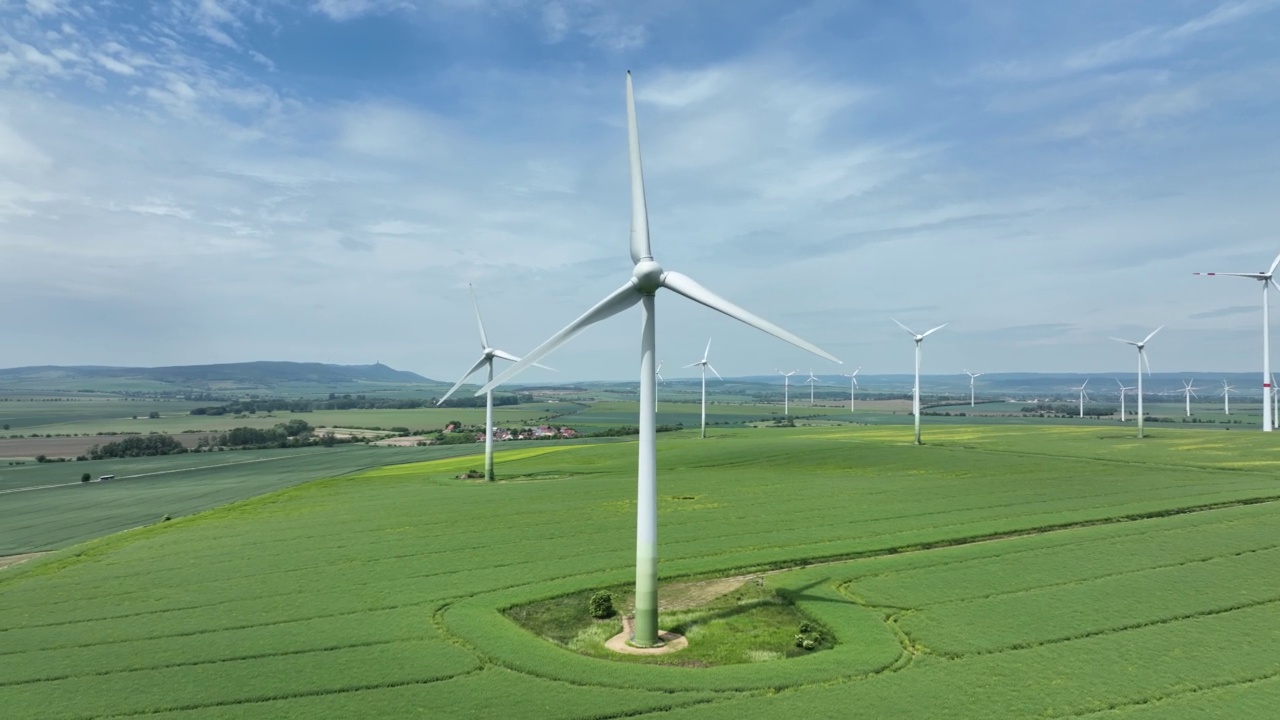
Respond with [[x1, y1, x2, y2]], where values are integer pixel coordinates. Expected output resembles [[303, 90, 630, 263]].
[[3, 424, 1280, 717]]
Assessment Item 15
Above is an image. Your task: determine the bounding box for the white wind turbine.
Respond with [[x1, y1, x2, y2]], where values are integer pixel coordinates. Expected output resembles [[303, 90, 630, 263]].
[[1180, 379, 1199, 417], [476, 72, 840, 648], [684, 338, 722, 439], [1110, 326, 1162, 439], [437, 285, 553, 481], [1194, 251, 1280, 431], [1073, 378, 1090, 418], [1115, 379, 1134, 421], [777, 369, 798, 415], [841, 367, 861, 412], [1220, 379, 1234, 415], [964, 370, 984, 408], [893, 319, 947, 445], [655, 361, 664, 383], [804, 370, 820, 406]]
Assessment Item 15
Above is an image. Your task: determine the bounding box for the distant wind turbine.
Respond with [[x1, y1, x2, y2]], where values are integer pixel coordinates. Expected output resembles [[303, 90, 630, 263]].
[[438, 285, 553, 481], [1180, 379, 1199, 417], [894, 319, 947, 445], [474, 72, 840, 648], [1194, 251, 1280, 431], [655, 361, 664, 383], [1220, 379, 1234, 415], [1074, 378, 1090, 418], [804, 370, 820, 406], [841, 367, 861, 412], [1110, 326, 1162, 439], [1115, 379, 1134, 421], [777, 369, 798, 415], [964, 370, 984, 408], [684, 338, 722, 439]]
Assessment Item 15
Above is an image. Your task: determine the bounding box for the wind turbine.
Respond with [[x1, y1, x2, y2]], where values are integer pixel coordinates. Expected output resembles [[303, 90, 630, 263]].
[[1073, 378, 1090, 418], [964, 370, 984, 408], [1110, 326, 1162, 439], [1180, 379, 1199, 417], [475, 72, 840, 648], [1220, 379, 1233, 415], [1115, 379, 1134, 421], [684, 338, 722, 439], [804, 370, 820, 406], [777, 369, 798, 415], [893, 319, 947, 445], [655, 361, 664, 383], [841, 367, 861, 412], [437, 285, 553, 481], [1194, 251, 1280, 431]]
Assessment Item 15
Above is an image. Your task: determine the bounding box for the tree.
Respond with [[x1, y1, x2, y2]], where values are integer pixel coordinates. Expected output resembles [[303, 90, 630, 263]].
[[81, 473, 91, 482], [148, 411, 160, 419]]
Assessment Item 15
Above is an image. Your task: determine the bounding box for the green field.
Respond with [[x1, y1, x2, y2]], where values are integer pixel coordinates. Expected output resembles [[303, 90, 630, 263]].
[[3, 424, 1280, 717]]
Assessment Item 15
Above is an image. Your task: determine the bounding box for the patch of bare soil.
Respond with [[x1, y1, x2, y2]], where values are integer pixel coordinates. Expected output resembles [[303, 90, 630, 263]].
[[370, 436, 430, 447], [0, 434, 216, 460], [0, 552, 49, 571], [659, 575, 755, 611]]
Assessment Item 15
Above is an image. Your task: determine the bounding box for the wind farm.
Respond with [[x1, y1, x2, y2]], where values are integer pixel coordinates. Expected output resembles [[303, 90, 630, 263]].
[[6, 4, 1280, 720]]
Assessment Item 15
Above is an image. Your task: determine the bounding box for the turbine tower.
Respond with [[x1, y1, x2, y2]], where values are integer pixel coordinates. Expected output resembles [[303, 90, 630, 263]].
[[1110, 326, 1162, 439], [1193, 251, 1280, 431], [476, 73, 839, 648], [1115, 379, 1134, 421], [1073, 379, 1090, 418], [683, 338, 722, 439], [1220, 379, 1234, 415], [1180, 379, 1199, 417], [804, 370, 820, 406], [841, 367, 861, 412], [437, 285, 552, 481], [777, 369, 798, 415], [893, 319, 947, 445], [964, 370, 984, 408]]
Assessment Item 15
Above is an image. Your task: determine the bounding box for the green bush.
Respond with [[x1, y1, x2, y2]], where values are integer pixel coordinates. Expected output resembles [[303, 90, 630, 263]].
[[80, 473, 91, 482], [588, 591, 615, 619]]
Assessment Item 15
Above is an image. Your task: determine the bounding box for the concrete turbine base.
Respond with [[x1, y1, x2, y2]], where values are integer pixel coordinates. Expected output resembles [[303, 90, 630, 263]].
[[605, 616, 687, 655]]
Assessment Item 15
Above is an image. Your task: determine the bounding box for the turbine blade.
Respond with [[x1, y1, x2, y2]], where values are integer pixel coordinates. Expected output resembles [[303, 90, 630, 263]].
[[491, 349, 520, 363], [469, 284, 490, 349], [1270, 250, 1280, 276], [661, 270, 841, 363], [683, 361, 701, 368], [704, 337, 712, 362], [626, 72, 652, 264], [921, 323, 948, 338], [892, 318, 918, 336], [852, 367, 860, 377], [1271, 278, 1280, 294], [1109, 336, 1139, 346], [438, 356, 490, 405], [708, 363, 723, 381], [475, 282, 641, 395], [1193, 272, 1267, 279], [1142, 325, 1164, 344], [1142, 349, 1152, 376]]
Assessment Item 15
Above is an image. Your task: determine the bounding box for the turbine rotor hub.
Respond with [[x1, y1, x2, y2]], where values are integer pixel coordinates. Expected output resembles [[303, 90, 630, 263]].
[[632, 260, 664, 293]]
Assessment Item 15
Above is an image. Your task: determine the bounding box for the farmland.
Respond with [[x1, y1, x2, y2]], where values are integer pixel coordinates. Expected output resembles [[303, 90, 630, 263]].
[[3, 423, 1280, 717]]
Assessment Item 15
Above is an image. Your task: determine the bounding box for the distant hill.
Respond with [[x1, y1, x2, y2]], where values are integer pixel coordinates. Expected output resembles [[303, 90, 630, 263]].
[[0, 362, 433, 389]]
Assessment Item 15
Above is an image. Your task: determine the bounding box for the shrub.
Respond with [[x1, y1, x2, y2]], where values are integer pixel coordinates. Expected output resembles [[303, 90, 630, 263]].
[[35, 454, 48, 463], [588, 590, 615, 619], [80, 473, 91, 482]]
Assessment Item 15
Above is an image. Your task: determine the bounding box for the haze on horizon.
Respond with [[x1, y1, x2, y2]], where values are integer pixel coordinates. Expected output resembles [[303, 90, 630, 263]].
[[1, 0, 1278, 382]]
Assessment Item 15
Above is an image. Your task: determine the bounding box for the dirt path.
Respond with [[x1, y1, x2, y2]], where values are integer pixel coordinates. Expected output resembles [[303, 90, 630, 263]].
[[0, 552, 49, 571]]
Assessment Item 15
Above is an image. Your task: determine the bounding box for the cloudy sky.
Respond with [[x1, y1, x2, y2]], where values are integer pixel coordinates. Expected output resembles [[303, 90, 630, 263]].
[[1, 0, 1278, 382]]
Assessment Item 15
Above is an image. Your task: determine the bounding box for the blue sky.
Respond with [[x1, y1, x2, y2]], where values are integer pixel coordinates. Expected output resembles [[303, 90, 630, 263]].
[[1, 0, 1278, 382]]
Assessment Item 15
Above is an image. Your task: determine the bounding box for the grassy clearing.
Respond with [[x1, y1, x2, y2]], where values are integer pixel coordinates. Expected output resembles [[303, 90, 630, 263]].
[[506, 578, 833, 667], [3, 424, 1280, 716]]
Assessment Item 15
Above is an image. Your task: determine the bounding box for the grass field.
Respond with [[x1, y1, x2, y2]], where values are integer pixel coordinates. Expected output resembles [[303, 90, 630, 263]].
[[3, 424, 1280, 717]]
